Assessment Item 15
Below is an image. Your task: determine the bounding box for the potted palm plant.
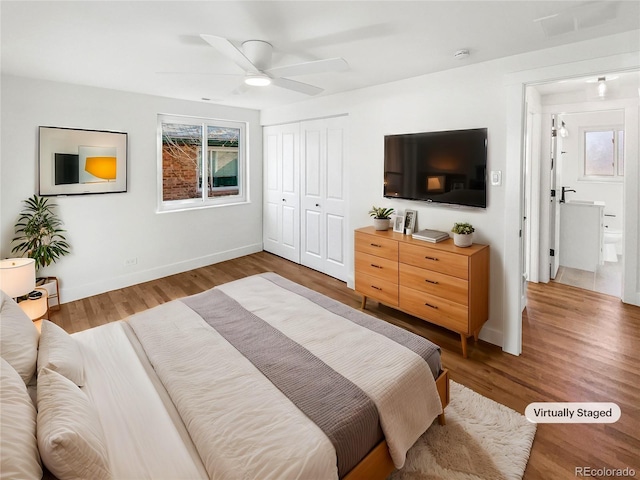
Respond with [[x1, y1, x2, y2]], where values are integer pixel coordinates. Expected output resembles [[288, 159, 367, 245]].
[[12, 195, 71, 274], [369, 206, 395, 231], [451, 222, 474, 247]]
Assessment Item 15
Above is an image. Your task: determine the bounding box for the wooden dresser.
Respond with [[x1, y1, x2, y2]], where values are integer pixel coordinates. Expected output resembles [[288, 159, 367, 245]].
[[354, 226, 489, 358]]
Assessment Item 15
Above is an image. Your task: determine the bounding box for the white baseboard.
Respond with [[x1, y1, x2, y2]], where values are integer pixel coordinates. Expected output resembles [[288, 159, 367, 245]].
[[478, 324, 503, 349], [60, 243, 263, 303]]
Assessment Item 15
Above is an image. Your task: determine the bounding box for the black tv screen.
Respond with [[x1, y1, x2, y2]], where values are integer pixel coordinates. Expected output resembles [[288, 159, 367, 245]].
[[383, 128, 487, 208]]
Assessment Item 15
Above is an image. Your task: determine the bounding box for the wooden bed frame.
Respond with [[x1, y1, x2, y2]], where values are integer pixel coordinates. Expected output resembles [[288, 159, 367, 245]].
[[343, 369, 450, 480]]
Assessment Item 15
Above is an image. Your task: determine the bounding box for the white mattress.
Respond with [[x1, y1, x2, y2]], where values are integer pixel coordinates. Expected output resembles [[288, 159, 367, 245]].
[[72, 322, 207, 479]]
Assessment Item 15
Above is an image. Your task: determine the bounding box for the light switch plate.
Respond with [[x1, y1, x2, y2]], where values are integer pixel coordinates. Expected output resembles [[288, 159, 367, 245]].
[[490, 170, 502, 186]]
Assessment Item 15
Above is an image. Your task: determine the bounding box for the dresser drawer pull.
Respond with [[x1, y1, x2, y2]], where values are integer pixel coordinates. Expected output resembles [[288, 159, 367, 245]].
[[370, 243, 382, 248], [425, 279, 439, 285], [424, 256, 439, 261], [370, 264, 383, 269], [371, 285, 382, 291], [424, 302, 438, 309]]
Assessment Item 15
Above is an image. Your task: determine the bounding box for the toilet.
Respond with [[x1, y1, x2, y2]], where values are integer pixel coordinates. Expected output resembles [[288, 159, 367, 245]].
[[603, 229, 623, 262]]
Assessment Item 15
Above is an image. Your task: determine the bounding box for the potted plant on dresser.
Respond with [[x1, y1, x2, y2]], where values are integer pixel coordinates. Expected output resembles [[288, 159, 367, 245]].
[[451, 222, 474, 247], [369, 206, 395, 231]]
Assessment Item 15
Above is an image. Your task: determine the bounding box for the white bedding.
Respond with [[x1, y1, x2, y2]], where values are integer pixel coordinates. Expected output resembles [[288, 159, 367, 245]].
[[127, 274, 442, 480], [60, 274, 442, 480], [128, 300, 338, 480], [217, 275, 442, 467], [73, 322, 208, 479]]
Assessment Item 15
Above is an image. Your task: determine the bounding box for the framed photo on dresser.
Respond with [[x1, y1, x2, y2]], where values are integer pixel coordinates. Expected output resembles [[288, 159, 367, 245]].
[[404, 209, 417, 232], [392, 215, 405, 233]]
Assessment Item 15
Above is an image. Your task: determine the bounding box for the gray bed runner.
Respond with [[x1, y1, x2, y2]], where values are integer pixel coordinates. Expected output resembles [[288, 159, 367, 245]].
[[260, 272, 441, 378], [182, 289, 382, 478]]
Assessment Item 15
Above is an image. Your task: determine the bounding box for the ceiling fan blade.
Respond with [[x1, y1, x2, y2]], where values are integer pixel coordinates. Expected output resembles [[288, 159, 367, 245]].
[[199, 34, 259, 74], [266, 57, 348, 78], [156, 71, 240, 76], [271, 77, 323, 96]]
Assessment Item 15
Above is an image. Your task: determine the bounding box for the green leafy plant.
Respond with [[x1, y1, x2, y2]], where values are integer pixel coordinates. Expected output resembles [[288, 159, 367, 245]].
[[368, 206, 395, 219], [451, 222, 475, 235], [12, 195, 71, 270]]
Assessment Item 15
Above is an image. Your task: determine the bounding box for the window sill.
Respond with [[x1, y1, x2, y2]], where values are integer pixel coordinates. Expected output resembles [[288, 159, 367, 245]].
[[578, 177, 623, 185], [157, 198, 250, 214]]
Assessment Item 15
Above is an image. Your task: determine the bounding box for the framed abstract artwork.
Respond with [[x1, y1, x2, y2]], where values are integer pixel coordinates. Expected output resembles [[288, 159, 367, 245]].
[[39, 126, 128, 195]]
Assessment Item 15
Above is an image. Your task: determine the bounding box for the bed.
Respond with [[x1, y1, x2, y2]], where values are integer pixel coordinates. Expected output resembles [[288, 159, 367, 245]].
[[1, 272, 449, 480]]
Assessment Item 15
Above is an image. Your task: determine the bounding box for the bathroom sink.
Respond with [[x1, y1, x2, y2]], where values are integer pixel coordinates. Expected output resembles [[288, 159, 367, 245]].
[[565, 200, 606, 206]]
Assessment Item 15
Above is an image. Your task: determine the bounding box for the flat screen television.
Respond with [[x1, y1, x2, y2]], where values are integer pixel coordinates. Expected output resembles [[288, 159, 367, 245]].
[[383, 128, 487, 208]]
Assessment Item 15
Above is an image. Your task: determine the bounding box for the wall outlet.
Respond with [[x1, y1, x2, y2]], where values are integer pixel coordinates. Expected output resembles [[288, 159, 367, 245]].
[[124, 257, 138, 266]]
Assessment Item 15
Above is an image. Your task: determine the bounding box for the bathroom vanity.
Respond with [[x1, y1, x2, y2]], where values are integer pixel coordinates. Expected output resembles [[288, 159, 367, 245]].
[[560, 201, 605, 272]]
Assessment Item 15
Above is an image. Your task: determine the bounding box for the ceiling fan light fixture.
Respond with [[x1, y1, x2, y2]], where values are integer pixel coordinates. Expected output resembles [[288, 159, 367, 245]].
[[244, 74, 271, 87]]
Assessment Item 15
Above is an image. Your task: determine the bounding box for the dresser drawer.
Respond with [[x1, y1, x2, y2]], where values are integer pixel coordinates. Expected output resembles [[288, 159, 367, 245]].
[[399, 263, 469, 306], [355, 272, 398, 306], [400, 243, 469, 279], [356, 251, 399, 282], [355, 232, 398, 261], [400, 286, 468, 333]]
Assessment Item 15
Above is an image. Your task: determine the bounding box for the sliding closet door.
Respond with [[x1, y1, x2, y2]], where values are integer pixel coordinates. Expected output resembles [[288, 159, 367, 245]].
[[263, 123, 300, 263], [300, 116, 347, 281]]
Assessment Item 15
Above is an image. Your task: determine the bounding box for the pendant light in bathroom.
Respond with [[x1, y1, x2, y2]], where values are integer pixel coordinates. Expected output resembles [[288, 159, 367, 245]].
[[597, 77, 607, 98], [559, 121, 569, 138]]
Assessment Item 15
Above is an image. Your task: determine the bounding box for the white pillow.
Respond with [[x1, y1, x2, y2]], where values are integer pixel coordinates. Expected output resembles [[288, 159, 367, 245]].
[[0, 357, 42, 480], [0, 291, 39, 384], [37, 368, 112, 480], [38, 320, 85, 386]]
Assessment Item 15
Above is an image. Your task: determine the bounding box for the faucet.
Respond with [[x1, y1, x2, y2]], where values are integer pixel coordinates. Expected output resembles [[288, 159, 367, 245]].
[[560, 186, 576, 203]]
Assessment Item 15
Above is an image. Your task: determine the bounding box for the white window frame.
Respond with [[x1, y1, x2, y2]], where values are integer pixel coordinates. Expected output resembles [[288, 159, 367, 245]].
[[579, 125, 624, 183], [157, 114, 247, 212]]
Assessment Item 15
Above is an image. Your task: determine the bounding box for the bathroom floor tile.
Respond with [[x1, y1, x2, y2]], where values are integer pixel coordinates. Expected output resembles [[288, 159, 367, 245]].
[[553, 257, 622, 298], [556, 266, 596, 291]]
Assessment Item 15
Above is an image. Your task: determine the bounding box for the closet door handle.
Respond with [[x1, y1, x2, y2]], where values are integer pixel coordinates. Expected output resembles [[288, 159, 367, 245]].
[[315, 203, 320, 207], [282, 198, 286, 202], [424, 302, 438, 309], [425, 279, 439, 285]]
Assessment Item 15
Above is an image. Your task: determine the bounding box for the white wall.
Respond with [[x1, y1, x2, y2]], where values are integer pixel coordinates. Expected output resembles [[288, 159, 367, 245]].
[[261, 30, 640, 352], [0, 76, 263, 302]]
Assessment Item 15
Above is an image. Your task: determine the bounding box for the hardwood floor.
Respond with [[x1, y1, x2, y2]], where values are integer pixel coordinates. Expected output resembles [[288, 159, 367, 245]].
[[50, 251, 640, 479]]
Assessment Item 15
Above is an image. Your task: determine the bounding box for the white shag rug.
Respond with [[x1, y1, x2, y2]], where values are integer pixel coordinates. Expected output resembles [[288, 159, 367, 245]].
[[389, 381, 537, 480]]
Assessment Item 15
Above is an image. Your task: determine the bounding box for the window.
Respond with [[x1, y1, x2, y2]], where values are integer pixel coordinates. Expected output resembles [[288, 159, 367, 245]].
[[158, 114, 246, 211], [583, 128, 624, 180]]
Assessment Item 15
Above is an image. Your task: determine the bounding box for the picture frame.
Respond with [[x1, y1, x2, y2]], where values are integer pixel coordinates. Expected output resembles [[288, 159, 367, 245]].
[[392, 214, 405, 233], [39, 126, 128, 196], [404, 209, 417, 231]]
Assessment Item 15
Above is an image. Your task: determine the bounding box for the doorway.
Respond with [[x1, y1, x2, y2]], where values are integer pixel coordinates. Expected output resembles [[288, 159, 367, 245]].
[[523, 71, 638, 302]]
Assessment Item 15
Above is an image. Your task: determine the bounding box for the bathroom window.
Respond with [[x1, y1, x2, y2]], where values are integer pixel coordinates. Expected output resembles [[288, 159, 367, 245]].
[[583, 128, 624, 180]]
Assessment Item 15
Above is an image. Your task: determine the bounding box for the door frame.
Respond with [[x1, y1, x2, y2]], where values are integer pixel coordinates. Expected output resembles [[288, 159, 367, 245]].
[[503, 52, 639, 356]]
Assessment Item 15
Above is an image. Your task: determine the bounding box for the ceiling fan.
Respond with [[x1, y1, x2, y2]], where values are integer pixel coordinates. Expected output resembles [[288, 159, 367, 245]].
[[199, 34, 349, 95]]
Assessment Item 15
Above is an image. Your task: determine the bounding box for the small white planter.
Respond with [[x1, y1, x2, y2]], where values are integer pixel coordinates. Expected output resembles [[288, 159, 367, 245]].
[[373, 218, 391, 231], [453, 233, 473, 247]]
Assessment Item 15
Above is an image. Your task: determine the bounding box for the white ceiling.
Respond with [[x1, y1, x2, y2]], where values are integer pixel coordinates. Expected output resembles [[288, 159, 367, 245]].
[[1, 1, 639, 110]]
